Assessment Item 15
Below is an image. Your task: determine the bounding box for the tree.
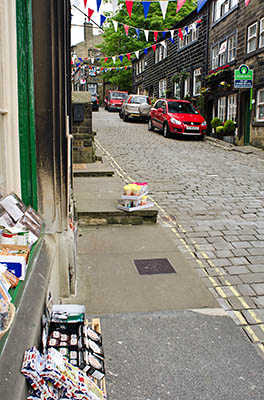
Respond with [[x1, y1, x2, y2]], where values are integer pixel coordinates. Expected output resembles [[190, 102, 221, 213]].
[[99, 0, 197, 90]]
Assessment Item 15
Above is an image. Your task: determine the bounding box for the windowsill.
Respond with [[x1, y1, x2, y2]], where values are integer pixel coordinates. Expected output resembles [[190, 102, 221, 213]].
[[211, 4, 239, 28], [154, 58, 167, 65], [244, 47, 264, 60], [177, 39, 198, 53], [252, 120, 264, 127]]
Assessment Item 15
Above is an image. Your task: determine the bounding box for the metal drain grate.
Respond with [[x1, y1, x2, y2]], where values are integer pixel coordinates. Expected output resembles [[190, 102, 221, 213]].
[[134, 258, 176, 275]]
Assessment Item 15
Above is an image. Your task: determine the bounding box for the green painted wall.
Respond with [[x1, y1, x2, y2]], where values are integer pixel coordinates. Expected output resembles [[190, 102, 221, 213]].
[[16, 0, 38, 209]]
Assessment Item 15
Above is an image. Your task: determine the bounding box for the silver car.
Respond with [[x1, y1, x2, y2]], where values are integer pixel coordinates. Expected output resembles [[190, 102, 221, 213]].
[[119, 94, 151, 122]]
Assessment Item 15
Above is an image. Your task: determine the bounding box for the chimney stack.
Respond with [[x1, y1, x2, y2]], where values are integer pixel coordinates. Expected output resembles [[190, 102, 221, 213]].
[[84, 20, 93, 42]]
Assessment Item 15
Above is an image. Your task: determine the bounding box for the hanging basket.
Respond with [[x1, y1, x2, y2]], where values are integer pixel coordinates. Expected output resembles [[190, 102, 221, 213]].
[[0, 303, 16, 340]]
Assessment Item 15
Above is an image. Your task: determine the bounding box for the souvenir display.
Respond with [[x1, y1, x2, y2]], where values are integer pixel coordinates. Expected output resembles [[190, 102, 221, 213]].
[[117, 182, 154, 211]]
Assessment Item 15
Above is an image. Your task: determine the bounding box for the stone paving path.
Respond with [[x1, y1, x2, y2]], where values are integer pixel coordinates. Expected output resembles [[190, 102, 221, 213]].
[[93, 109, 264, 352]]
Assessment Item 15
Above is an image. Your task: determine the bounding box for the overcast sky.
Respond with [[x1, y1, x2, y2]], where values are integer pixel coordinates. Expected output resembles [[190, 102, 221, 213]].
[[71, 0, 111, 45]]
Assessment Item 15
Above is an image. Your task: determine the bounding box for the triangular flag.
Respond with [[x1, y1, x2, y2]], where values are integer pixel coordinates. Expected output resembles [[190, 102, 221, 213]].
[[245, 0, 251, 5], [100, 15, 106, 26], [91, 58, 94, 64], [159, 1, 168, 20], [112, 0, 118, 13], [126, 53, 131, 61], [124, 24, 129, 36], [135, 50, 139, 59], [178, 28, 183, 40], [104, 57, 108, 63], [144, 30, 149, 41], [113, 20, 118, 32], [152, 44, 157, 52], [96, 0, 102, 12], [196, 19, 202, 24], [88, 8, 94, 21], [142, 2, 151, 19], [135, 28, 140, 38], [126, 0, 134, 17], [101, 67, 104, 71], [160, 40, 166, 48], [170, 38, 175, 44], [84, 0, 87, 8], [197, 0, 208, 12], [119, 55, 123, 62], [176, 0, 186, 12], [144, 48, 148, 55], [170, 30, 174, 40], [162, 31, 166, 39], [112, 56, 116, 64], [191, 22, 197, 32], [154, 31, 158, 42], [124, 66, 128, 70], [78, 57, 83, 61], [185, 26, 189, 35]]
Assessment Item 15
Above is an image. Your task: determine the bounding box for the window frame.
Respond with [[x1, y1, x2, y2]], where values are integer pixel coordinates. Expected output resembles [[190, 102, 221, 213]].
[[256, 89, 264, 121], [228, 35, 236, 62], [227, 94, 237, 122], [193, 68, 202, 96], [174, 82, 181, 99], [259, 18, 264, 48], [218, 97, 226, 122], [159, 78, 167, 98], [247, 22, 257, 54]]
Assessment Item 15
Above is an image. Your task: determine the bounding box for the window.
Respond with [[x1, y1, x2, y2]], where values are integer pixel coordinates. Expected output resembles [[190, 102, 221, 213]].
[[213, 0, 238, 23], [174, 82, 181, 98], [155, 48, 159, 63], [178, 24, 199, 50], [192, 26, 198, 41], [228, 35, 236, 62], [227, 94, 237, 121], [257, 89, 264, 121], [218, 97, 226, 121], [212, 45, 219, 69], [139, 60, 142, 74], [259, 18, 264, 48], [159, 79, 167, 97], [155, 44, 167, 63], [219, 40, 227, 66], [193, 68, 202, 96], [247, 22, 257, 53], [184, 76, 190, 97], [135, 63, 139, 75]]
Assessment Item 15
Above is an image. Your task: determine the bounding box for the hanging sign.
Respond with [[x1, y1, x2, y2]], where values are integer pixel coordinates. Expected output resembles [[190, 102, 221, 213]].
[[234, 64, 253, 88]]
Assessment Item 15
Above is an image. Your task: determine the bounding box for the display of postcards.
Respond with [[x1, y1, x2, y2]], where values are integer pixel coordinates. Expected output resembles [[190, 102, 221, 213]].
[[24, 206, 43, 229], [16, 215, 41, 246], [48, 337, 59, 347], [58, 347, 68, 357], [87, 327, 102, 344], [69, 358, 78, 366], [0, 192, 26, 222], [59, 341, 68, 347], [70, 334, 78, 346], [50, 330, 61, 340], [83, 351, 105, 381], [88, 339, 104, 356], [0, 211, 15, 228], [60, 333, 69, 342], [69, 350, 78, 359]]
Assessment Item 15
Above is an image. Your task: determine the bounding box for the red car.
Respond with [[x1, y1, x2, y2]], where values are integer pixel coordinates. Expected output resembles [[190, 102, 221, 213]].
[[148, 99, 207, 139], [104, 90, 128, 112]]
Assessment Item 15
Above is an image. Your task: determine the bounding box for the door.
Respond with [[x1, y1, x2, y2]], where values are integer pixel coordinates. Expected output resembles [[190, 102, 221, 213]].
[[239, 91, 250, 144]]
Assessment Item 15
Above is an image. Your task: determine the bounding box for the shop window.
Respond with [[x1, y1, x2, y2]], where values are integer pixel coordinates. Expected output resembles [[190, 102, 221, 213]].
[[227, 94, 237, 121], [247, 22, 257, 53], [257, 89, 264, 121], [174, 82, 181, 98], [193, 68, 202, 96], [228, 35, 236, 62], [218, 97, 226, 122], [259, 18, 264, 48], [159, 79, 167, 98]]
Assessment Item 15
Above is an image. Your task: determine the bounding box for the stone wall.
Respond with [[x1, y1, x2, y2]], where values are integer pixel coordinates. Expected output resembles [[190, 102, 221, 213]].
[[72, 91, 96, 164]]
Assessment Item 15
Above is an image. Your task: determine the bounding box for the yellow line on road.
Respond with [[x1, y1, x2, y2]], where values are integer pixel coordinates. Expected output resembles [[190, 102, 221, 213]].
[[244, 326, 259, 342], [248, 310, 262, 324], [258, 344, 264, 354], [234, 311, 247, 325], [209, 277, 218, 287], [216, 287, 227, 298]]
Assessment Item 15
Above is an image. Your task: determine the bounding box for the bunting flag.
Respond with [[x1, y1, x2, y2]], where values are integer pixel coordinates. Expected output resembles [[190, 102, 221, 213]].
[[96, 0, 102, 12], [88, 8, 94, 21], [113, 20, 118, 32], [144, 48, 148, 55], [144, 30, 149, 41], [91, 58, 94, 64], [78, 57, 83, 61], [100, 14, 106, 26], [142, 1, 151, 19], [185, 26, 189, 35], [154, 31, 158, 42], [104, 57, 108, 62], [124, 66, 128, 70], [176, 0, 186, 13], [119, 55, 123, 62], [84, 0, 87, 8], [245, 0, 251, 5], [160, 40, 166, 48], [170, 30, 174, 40], [152, 44, 157, 52], [159, 1, 168, 19], [135, 50, 139, 59], [112, 0, 118, 13], [126, 0, 134, 17], [162, 31, 166, 39], [112, 56, 116, 64], [135, 28, 140, 38], [197, 0, 208, 12], [126, 53, 131, 61], [178, 28, 183, 40], [124, 24, 129, 35], [170, 37, 175, 44]]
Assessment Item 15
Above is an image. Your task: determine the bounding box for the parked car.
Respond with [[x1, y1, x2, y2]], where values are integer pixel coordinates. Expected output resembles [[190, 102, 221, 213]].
[[91, 94, 99, 112], [148, 99, 207, 139], [120, 94, 151, 122], [104, 90, 128, 111]]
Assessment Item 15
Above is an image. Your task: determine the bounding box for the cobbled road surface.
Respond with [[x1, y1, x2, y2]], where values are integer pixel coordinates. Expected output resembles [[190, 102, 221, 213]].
[[93, 108, 264, 350]]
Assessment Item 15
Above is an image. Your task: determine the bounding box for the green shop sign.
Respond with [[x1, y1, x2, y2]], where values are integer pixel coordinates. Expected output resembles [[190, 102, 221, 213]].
[[234, 64, 253, 88]]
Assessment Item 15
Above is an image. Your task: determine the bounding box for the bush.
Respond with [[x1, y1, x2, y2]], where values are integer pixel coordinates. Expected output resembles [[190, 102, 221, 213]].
[[216, 126, 225, 135], [211, 117, 222, 130], [223, 120, 236, 136]]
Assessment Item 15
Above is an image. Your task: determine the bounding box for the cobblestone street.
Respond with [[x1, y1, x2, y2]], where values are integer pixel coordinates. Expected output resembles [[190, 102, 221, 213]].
[[94, 108, 264, 351]]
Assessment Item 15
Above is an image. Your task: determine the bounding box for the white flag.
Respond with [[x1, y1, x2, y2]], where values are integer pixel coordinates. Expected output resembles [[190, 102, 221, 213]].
[[112, 56, 116, 64], [135, 50, 139, 59], [159, 1, 168, 20], [160, 40, 166, 48], [144, 30, 149, 41], [191, 22, 197, 32], [113, 20, 118, 32], [91, 58, 94, 64], [112, 0, 118, 13], [170, 30, 174, 40]]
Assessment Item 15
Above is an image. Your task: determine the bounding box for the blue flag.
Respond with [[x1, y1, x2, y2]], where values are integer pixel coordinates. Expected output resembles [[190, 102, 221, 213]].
[[144, 48, 148, 55], [197, 0, 207, 12], [162, 32, 166, 39], [142, 2, 151, 19], [100, 14, 106, 26], [78, 57, 83, 62], [136, 28, 140, 39], [96, 0, 102, 12], [119, 55, 123, 63], [170, 38, 175, 44]]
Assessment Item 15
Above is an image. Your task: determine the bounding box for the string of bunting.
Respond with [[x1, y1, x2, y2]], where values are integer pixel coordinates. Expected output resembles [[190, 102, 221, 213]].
[[72, 63, 132, 74]]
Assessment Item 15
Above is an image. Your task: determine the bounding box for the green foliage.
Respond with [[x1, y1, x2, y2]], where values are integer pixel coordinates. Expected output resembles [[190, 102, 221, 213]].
[[223, 120, 236, 136], [216, 125, 225, 135], [172, 70, 191, 84], [99, 0, 197, 89], [211, 117, 222, 130]]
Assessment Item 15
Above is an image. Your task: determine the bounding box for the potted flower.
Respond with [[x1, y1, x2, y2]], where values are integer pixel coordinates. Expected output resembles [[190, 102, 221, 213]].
[[211, 117, 223, 137], [223, 120, 236, 144]]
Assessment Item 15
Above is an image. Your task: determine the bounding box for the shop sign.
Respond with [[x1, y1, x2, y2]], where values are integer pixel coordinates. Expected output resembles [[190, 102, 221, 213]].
[[234, 64, 253, 88]]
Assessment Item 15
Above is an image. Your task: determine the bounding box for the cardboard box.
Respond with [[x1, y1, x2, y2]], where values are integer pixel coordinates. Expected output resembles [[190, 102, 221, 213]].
[[0, 192, 26, 222], [0, 244, 30, 280]]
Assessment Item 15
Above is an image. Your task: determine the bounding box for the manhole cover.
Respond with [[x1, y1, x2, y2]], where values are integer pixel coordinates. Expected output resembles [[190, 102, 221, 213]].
[[134, 258, 176, 275]]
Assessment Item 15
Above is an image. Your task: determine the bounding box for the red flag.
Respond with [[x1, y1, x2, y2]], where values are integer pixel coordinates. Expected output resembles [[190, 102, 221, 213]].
[[152, 44, 157, 52], [89, 65, 92, 69], [84, 0, 88, 8], [124, 66, 128, 70], [154, 31, 158, 42], [101, 67, 104, 71], [84, 57, 88, 60], [88, 8, 94, 21], [126, 0, 134, 17], [245, 0, 250, 5], [178, 28, 183, 40], [104, 57, 108, 62], [124, 24, 129, 36], [126, 53, 131, 61]]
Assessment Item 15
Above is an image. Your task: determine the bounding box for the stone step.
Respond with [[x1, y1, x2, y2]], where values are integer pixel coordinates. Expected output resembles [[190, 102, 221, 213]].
[[73, 162, 114, 177]]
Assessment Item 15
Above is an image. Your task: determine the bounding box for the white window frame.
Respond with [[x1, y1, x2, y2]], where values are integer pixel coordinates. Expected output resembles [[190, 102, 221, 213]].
[[192, 26, 198, 41], [155, 47, 159, 63], [228, 35, 236, 62], [218, 97, 226, 122], [174, 82, 181, 98], [159, 78, 167, 98], [193, 68, 202, 96], [213, 0, 238, 23], [247, 22, 257, 53], [184, 76, 191, 97], [259, 18, 264, 48], [219, 41, 227, 66], [212, 45, 219, 69], [227, 94, 237, 121], [257, 89, 264, 121]]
